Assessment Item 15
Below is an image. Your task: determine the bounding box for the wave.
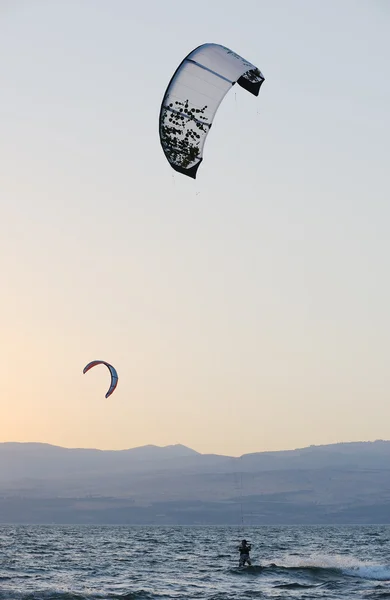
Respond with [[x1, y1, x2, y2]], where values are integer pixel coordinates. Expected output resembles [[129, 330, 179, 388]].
[[274, 582, 322, 589], [0, 593, 88, 600], [230, 554, 390, 581], [0, 590, 166, 600], [278, 553, 390, 581]]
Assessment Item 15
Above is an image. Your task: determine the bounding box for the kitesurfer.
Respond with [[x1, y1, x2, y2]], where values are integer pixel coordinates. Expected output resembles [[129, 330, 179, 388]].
[[238, 539, 252, 567]]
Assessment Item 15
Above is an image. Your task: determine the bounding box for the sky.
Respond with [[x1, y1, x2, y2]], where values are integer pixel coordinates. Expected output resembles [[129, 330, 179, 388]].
[[1, 0, 389, 456]]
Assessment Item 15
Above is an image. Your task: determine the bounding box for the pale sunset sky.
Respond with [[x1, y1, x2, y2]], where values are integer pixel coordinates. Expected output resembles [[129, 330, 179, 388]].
[[1, 0, 389, 456]]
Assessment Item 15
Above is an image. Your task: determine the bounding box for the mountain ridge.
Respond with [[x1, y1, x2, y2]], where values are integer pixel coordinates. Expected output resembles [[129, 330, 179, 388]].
[[1, 440, 389, 524], [2, 438, 389, 456]]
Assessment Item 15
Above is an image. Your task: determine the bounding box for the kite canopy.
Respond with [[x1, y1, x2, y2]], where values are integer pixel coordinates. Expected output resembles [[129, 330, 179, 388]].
[[159, 43, 265, 179], [83, 360, 118, 399]]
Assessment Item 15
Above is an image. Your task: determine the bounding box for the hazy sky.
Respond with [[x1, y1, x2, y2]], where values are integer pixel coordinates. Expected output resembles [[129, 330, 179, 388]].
[[1, 0, 389, 456]]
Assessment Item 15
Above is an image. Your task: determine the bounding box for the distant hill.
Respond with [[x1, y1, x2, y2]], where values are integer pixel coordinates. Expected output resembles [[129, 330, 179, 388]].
[[0, 442, 203, 481], [1, 440, 390, 525]]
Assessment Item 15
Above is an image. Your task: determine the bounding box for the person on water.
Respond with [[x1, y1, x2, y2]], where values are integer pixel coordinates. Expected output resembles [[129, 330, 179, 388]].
[[238, 539, 252, 566]]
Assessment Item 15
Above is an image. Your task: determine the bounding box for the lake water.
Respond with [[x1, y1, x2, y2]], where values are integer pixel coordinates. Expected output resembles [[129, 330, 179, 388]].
[[0, 525, 389, 599]]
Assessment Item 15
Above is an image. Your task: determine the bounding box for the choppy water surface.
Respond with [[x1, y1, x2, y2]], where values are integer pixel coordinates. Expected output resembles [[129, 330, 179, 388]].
[[0, 525, 389, 599]]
